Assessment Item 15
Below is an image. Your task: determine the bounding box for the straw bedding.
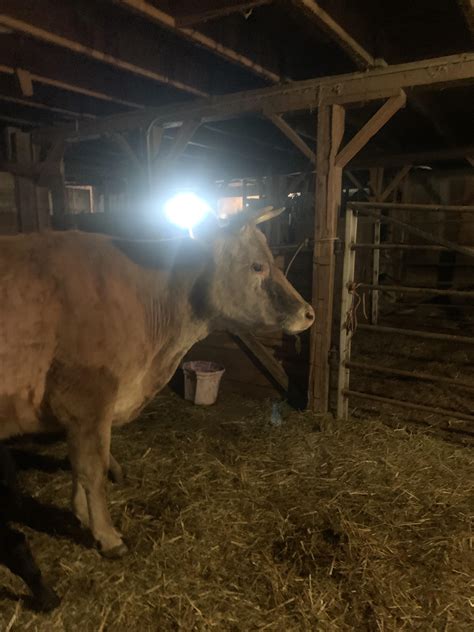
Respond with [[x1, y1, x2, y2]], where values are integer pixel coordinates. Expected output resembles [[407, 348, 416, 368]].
[[0, 390, 472, 631]]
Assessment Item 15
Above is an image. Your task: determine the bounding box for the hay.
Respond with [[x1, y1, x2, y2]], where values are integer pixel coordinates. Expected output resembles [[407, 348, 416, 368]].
[[0, 391, 473, 631], [343, 310, 474, 442]]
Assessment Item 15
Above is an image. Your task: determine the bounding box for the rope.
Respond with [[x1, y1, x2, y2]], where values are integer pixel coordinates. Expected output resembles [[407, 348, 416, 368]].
[[344, 282, 368, 334]]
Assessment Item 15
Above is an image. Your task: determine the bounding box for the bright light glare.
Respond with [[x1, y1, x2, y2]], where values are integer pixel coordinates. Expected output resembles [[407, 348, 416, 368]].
[[164, 193, 211, 229]]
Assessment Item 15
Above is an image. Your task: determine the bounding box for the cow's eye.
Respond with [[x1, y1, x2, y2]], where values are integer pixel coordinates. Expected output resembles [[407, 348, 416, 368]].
[[251, 262, 264, 273]]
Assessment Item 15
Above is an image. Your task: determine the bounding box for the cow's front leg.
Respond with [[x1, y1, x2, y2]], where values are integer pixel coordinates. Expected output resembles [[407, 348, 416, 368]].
[[67, 421, 127, 558]]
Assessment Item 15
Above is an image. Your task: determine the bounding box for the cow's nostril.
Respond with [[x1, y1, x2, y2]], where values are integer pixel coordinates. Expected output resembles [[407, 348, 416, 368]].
[[305, 310, 314, 321]]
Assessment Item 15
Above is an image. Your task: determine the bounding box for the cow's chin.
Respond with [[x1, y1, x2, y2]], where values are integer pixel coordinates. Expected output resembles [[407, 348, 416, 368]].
[[281, 317, 314, 335]]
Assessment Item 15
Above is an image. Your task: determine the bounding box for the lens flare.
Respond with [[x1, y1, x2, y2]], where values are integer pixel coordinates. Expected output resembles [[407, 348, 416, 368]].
[[164, 193, 211, 229]]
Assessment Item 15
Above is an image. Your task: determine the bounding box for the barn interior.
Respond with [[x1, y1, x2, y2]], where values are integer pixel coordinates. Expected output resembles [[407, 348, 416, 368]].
[[0, 1, 473, 629]]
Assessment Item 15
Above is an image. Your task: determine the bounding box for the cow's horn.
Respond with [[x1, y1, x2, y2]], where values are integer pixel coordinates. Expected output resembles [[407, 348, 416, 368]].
[[254, 205, 286, 225]]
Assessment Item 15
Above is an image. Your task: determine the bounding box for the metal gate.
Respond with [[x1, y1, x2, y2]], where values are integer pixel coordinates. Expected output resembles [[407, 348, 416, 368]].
[[337, 200, 474, 441]]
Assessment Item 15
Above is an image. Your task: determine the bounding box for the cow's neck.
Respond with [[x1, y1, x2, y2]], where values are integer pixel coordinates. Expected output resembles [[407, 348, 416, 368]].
[[140, 252, 216, 393]]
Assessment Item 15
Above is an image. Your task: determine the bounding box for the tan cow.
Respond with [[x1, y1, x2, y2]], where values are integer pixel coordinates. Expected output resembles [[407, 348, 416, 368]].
[[0, 207, 314, 557]]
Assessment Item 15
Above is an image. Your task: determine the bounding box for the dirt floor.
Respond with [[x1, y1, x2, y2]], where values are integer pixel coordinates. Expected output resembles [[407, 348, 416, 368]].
[[0, 389, 473, 631]]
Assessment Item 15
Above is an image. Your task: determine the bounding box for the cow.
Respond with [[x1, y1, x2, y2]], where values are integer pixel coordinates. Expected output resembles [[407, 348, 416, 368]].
[[0, 443, 60, 611], [0, 205, 314, 563]]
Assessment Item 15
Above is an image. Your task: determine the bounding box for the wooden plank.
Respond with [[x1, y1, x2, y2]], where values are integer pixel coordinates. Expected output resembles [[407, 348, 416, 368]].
[[267, 114, 316, 163], [336, 207, 358, 419], [309, 104, 345, 413], [33, 53, 474, 143], [176, 1, 273, 26], [233, 333, 289, 391], [335, 92, 407, 168]]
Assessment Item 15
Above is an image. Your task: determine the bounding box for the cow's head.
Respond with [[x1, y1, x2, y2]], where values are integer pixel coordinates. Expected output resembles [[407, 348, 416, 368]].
[[204, 206, 315, 334]]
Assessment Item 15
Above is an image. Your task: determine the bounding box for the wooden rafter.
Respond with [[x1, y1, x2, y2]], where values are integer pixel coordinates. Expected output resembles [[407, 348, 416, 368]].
[[292, 0, 375, 68], [0, 0, 209, 97], [175, 1, 273, 27], [112, 0, 281, 82], [0, 93, 96, 121], [0, 62, 143, 110]]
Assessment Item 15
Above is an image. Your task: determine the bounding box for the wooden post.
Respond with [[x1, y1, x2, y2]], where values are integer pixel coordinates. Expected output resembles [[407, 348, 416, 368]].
[[336, 207, 358, 419], [309, 104, 345, 413]]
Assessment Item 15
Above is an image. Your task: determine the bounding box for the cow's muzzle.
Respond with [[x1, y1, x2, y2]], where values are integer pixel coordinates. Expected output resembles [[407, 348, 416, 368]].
[[283, 303, 315, 334]]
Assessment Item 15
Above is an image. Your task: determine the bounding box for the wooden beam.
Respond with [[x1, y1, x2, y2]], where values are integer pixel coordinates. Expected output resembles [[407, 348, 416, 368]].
[[0, 60, 143, 110], [267, 114, 316, 163], [175, 1, 273, 26], [345, 170, 365, 191], [112, 0, 281, 83], [292, 1, 468, 162], [0, 93, 95, 121], [350, 145, 474, 169], [0, 1, 209, 97], [165, 119, 202, 164], [458, 0, 474, 38], [380, 165, 412, 203], [233, 333, 289, 391], [335, 92, 407, 168], [292, 0, 375, 68], [37, 140, 66, 186], [33, 53, 474, 144], [15, 68, 34, 97], [6, 129, 40, 232], [309, 104, 345, 413], [111, 133, 143, 171]]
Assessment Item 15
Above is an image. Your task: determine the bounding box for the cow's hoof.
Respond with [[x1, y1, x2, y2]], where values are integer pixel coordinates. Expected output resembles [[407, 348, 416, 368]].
[[101, 542, 129, 559], [108, 467, 125, 485], [30, 585, 61, 612]]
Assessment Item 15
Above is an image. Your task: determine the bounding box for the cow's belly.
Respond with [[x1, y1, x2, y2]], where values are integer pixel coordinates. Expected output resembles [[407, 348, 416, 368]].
[[112, 367, 150, 425], [0, 392, 60, 440], [111, 346, 190, 426]]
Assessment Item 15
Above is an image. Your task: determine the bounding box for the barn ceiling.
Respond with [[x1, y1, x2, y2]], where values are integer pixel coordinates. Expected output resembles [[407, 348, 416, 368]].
[[0, 0, 473, 182]]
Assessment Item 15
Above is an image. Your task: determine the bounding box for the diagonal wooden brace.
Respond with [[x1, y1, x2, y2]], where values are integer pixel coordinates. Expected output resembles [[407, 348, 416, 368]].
[[335, 91, 407, 169]]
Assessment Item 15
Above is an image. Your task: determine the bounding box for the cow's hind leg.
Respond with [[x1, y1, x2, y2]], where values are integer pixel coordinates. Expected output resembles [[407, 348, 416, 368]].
[[67, 420, 127, 558], [0, 525, 60, 612], [108, 453, 124, 485]]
